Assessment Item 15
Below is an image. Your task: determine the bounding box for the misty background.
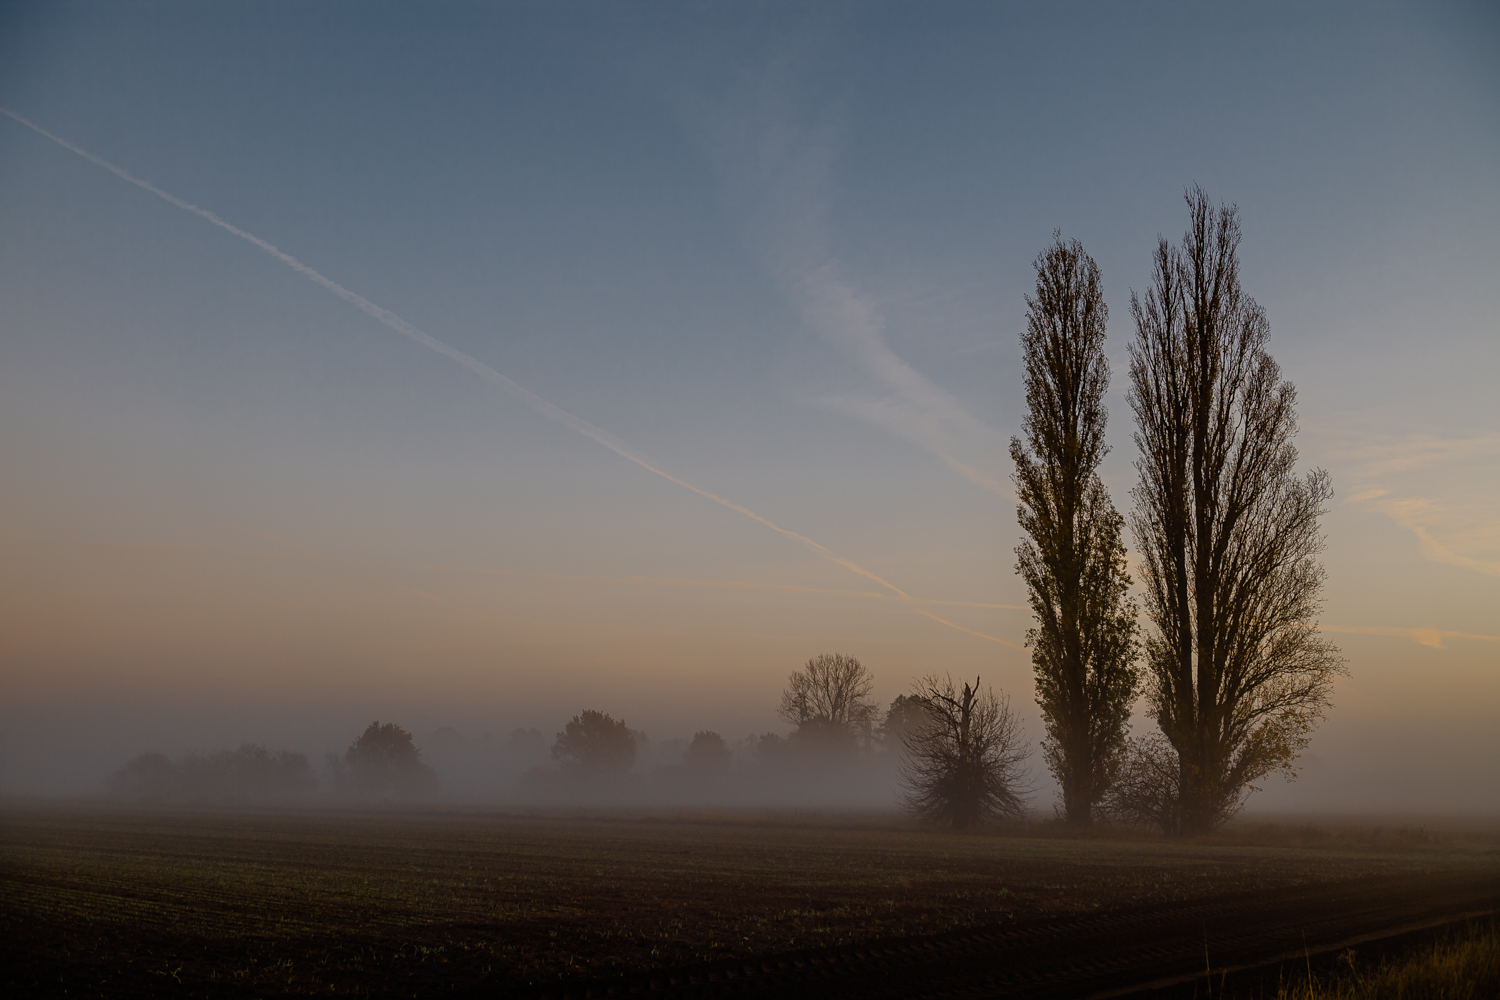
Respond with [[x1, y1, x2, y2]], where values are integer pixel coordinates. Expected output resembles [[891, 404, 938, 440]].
[[1, 1, 1496, 815]]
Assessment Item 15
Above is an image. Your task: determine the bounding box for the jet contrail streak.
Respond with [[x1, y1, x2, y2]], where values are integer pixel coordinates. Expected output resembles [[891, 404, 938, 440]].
[[2, 106, 912, 601], [913, 610, 1024, 650]]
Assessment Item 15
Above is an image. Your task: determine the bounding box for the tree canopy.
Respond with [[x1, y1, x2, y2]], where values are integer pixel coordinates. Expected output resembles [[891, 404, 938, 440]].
[[344, 721, 438, 797], [108, 744, 315, 802], [552, 710, 637, 773], [1122, 188, 1343, 834], [778, 652, 878, 750], [1011, 232, 1140, 826], [684, 730, 731, 770]]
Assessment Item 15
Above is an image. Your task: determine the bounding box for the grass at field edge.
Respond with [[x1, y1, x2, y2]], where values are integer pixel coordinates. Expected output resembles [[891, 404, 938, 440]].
[[1274, 921, 1499, 999]]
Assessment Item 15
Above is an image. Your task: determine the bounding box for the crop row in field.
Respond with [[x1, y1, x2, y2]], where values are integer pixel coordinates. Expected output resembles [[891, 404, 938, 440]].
[[3, 803, 1496, 997]]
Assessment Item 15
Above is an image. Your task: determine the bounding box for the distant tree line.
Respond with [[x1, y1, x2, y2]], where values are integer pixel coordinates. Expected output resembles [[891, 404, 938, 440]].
[[108, 744, 316, 803], [109, 721, 438, 803], [100, 191, 1333, 835], [101, 657, 1035, 822]]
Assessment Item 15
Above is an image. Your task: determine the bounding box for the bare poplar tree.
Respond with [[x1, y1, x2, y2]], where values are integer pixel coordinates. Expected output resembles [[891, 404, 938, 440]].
[[899, 675, 1028, 828], [778, 653, 878, 748], [1124, 188, 1343, 835], [1011, 234, 1139, 827]]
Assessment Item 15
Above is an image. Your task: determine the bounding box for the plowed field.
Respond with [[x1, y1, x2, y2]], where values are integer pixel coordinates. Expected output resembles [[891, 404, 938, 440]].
[[2, 803, 1495, 997]]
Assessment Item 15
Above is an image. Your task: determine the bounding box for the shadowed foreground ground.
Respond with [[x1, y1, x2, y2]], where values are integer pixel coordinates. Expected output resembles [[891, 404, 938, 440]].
[[2, 802, 1496, 997]]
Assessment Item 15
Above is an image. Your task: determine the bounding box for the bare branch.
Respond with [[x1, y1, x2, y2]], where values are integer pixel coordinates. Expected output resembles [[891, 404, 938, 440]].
[[899, 675, 1029, 828]]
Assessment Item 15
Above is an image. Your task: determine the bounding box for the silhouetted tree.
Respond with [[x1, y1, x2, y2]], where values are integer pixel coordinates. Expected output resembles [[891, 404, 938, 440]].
[[345, 721, 438, 797], [552, 710, 637, 773], [878, 694, 934, 752], [182, 744, 314, 800], [684, 730, 731, 771], [1125, 188, 1343, 835], [1100, 732, 1181, 832], [504, 727, 548, 766], [107, 752, 177, 801], [778, 653, 877, 750], [744, 731, 788, 763], [426, 726, 468, 755], [900, 676, 1029, 828], [1011, 233, 1140, 827], [108, 744, 316, 802]]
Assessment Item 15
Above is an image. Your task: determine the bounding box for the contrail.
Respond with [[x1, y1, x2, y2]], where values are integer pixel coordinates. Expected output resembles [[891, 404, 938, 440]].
[[913, 610, 1024, 649], [2, 106, 912, 601]]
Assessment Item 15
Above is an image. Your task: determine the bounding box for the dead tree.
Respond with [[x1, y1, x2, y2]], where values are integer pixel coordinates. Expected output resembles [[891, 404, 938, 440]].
[[1125, 188, 1343, 835], [899, 675, 1029, 828], [1011, 233, 1140, 826]]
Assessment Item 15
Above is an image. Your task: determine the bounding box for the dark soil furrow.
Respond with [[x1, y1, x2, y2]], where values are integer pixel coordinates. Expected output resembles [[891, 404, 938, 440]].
[[535, 871, 1498, 999]]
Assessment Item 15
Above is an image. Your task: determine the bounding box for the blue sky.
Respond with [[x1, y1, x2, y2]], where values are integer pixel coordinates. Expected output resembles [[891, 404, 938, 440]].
[[2, 1, 1496, 808]]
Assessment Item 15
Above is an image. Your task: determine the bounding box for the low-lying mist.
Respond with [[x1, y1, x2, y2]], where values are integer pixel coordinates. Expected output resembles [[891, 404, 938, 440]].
[[98, 720, 911, 809], [4, 649, 1497, 817], [5, 699, 1498, 817]]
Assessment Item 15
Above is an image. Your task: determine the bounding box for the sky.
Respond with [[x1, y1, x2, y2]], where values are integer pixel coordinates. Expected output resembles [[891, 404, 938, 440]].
[[1, 0, 1496, 810]]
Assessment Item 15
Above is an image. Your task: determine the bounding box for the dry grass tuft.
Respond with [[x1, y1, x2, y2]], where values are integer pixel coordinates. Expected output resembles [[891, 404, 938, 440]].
[[1278, 922, 1499, 999]]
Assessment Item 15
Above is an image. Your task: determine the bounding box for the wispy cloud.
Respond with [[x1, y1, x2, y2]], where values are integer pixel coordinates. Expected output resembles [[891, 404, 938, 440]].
[[0, 105, 1085, 657], [390, 564, 1029, 613], [47, 534, 1480, 652], [797, 265, 1011, 497], [1348, 491, 1500, 578], [20, 106, 1481, 660], [52, 538, 1031, 614], [703, 67, 1010, 499], [1316, 623, 1500, 650], [912, 610, 1023, 649], [1311, 416, 1500, 579], [1338, 431, 1500, 478], [1345, 433, 1498, 578]]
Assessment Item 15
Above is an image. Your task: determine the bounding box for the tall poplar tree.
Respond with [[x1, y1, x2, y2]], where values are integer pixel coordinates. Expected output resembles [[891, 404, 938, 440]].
[[1011, 234, 1139, 827], [1125, 189, 1342, 835]]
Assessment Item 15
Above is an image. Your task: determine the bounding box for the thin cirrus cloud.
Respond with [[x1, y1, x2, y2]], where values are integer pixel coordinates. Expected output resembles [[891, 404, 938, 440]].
[[1348, 491, 1500, 579], [797, 264, 1012, 499], [703, 68, 1011, 500], [1316, 623, 1499, 651], [1330, 426, 1500, 578], [0, 106, 1029, 649]]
